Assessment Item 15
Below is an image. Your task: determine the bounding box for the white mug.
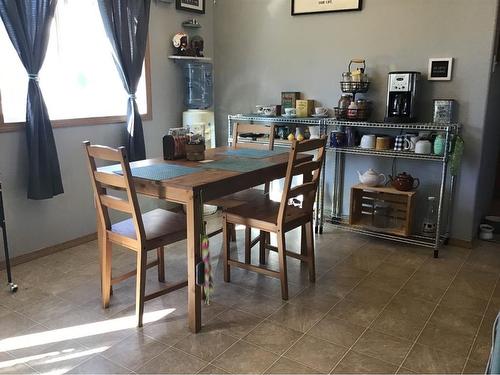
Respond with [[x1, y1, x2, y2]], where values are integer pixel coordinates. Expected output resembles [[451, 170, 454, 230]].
[[360, 134, 376, 149], [415, 140, 432, 154], [263, 106, 275, 116], [409, 136, 421, 151], [315, 107, 328, 116], [309, 126, 320, 139]]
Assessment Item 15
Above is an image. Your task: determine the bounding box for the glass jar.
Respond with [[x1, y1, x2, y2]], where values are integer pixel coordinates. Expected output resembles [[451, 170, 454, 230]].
[[355, 99, 368, 110], [372, 200, 391, 228], [338, 94, 353, 109], [342, 72, 352, 82], [422, 196, 437, 236], [347, 101, 358, 120]]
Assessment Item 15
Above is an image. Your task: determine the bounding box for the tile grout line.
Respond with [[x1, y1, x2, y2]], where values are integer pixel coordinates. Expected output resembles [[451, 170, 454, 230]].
[[258, 240, 375, 374], [460, 271, 500, 374], [260, 247, 410, 374], [200, 237, 361, 374], [135, 304, 235, 373], [326, 252, 434, 374], [394, 254, 469, 373]]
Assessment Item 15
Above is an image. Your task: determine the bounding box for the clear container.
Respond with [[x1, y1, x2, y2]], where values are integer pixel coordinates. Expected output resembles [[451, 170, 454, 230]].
[[183, 62, 213, 109], [422, 196, 437, 236], [347, 101, 358, 119], [338, 94, 353, 109], [372, 200, 391, 228], [342, 72, 352, 82]]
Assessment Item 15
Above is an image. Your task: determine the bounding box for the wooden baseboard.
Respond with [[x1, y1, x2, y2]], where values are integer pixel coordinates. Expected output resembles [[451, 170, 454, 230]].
[[0, 233, 97, 270], [448, 237, 474, 249]]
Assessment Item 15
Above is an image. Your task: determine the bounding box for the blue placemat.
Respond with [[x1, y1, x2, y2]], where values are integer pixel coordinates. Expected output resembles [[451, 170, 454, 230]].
[[98, 163, 122, 174], [219, 149, 286, 159], [201, 158, 274, 173], [113, 164, 201, 181]]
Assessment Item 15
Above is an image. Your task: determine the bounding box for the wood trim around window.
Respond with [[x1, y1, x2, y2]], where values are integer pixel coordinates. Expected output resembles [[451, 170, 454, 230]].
[[0, 38, 153, 134]]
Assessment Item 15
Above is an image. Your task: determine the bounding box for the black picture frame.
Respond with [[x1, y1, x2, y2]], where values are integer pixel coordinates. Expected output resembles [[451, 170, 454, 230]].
[[291, 0, 362, 15], [428, 58, 453, 81], [176, 0, 205, 14]]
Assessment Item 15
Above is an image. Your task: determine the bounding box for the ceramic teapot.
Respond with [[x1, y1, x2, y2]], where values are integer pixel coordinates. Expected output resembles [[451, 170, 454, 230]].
[[357, 169, 386, 187], [389, 172, 420, 191]]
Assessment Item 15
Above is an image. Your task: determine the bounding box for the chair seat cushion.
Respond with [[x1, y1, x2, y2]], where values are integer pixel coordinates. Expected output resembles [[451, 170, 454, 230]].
[[207, 188, 268, 209], [225, 196, 310, 230], [112, 208, 186, 243]]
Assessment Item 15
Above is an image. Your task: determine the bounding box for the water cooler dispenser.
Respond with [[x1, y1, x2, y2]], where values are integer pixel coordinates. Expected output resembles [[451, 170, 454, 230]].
[[182, 62, 215, 148]]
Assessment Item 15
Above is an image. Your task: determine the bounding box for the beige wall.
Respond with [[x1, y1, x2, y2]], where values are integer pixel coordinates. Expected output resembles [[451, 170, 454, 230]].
[[0, 2, 214, 258], [213, 0, 499, 241]]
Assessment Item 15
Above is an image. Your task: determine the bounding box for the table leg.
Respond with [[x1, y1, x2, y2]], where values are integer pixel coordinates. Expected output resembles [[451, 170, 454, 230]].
[[186, 192, 202, 333]]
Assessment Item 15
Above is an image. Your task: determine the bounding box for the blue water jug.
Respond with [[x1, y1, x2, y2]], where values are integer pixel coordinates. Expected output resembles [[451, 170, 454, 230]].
[[183, 62, 213, 109]]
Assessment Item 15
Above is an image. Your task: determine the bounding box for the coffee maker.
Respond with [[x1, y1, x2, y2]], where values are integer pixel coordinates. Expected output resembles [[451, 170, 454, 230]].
[[385, 72, 420, 123]]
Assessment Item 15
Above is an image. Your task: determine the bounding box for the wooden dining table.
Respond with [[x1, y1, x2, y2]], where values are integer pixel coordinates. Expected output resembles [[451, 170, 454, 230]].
[[98, 146, 312, 333]]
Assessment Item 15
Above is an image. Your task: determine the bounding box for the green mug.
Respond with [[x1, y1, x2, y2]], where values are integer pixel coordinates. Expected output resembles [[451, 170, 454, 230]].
[[434, 134, 446, 156]]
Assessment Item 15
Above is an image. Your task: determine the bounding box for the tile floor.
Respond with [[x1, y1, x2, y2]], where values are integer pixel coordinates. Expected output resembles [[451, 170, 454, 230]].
[[0, 223, 499, 374]]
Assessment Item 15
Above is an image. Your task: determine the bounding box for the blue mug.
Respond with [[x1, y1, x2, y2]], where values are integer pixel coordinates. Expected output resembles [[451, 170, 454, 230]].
[[330, 131, 347, 148]]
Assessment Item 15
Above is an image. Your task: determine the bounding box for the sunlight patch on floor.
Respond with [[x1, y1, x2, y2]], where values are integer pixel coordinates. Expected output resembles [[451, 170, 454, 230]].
[[0, 308, 175, 352], [0, 346, 107, 369]]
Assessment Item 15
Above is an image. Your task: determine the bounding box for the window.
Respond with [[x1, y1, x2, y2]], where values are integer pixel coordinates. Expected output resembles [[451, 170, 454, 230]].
[[0, 0, 151, 130]]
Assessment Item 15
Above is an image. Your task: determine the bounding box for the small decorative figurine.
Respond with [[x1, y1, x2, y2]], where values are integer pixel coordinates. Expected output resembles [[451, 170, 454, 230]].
[[190, 35, 204, 57], [172, 32, 189, 55]]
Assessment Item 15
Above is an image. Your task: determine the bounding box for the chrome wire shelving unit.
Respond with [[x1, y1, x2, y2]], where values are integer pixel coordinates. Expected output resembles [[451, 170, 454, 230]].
[[326, 120, 461, 258], [226, 114, 461, 257]]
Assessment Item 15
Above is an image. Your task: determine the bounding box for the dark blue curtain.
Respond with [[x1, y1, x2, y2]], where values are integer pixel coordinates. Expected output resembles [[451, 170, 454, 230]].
[[0, 0, 64, 200], [98, 0, 150, 162]]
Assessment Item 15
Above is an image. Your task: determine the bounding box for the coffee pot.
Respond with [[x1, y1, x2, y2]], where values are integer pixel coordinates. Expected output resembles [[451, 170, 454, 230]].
[[389, 172, 420, 191]]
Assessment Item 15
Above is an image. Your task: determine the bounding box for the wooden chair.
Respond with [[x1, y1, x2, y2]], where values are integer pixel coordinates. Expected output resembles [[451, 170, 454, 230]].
[[83, 141, 188, 327], [222, 137, 327, 300], [207, 123, 275, 256]]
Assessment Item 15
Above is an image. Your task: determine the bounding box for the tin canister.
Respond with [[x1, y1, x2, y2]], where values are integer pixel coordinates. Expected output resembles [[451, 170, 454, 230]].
[[433, 99, 455, 123]]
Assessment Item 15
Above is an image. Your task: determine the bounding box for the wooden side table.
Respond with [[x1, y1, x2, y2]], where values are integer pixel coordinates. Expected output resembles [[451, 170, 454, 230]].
[[0, 182, 17, 293]]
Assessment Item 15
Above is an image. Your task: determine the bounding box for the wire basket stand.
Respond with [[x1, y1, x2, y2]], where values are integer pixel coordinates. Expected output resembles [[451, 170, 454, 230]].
[[334, 59, 371, 121]]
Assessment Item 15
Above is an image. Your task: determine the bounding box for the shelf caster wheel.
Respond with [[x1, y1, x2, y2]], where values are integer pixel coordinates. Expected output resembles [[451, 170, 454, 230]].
[[8, 283, 18, 293], [433, 250, 439, 259], [319, 226, 324, 234], [315, 225, 319, 234]]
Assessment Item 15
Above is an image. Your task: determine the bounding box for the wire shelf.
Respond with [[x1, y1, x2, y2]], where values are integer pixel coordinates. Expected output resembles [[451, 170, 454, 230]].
[[228, 137, 293, 148], [331, 216, 446, 249], [228, 114, 323, 126], [326, 119, 460, 132], [328, 146, 446, 161]]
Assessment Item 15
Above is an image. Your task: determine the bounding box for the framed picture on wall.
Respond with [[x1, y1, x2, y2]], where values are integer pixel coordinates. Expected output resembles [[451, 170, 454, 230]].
[[428, 58, 454, 81], [292, 0, 362, 16], [176, 0, 205, 14]]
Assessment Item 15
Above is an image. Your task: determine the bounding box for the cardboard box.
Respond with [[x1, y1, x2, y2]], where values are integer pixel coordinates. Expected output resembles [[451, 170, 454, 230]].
[[296, 99, 315, 118], [281, 92, 301, 111]]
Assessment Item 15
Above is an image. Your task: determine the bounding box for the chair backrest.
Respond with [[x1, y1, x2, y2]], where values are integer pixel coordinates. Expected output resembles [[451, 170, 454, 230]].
[[83, 141, 145, 245], [232, 123, 275, 150], [277, 137, 327, 226]]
